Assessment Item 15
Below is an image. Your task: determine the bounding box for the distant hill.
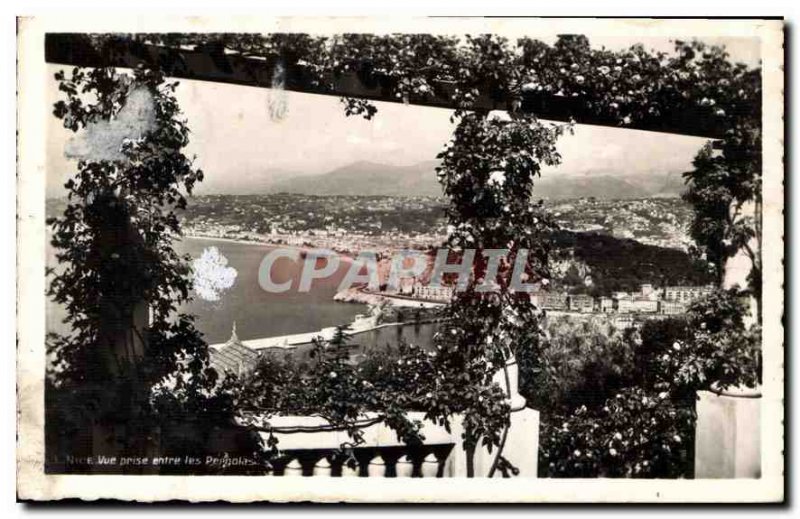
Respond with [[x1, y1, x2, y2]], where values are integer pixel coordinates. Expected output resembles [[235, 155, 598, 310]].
[[200, 167, 313, 195], [532, 175, 650, 200], [268, 161, 687, 199], [624, 170, 688, 198], [268, 160, 445, 197]]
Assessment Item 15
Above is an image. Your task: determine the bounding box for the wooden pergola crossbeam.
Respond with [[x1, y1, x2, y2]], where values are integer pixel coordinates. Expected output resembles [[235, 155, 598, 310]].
[[44, 33, 728, 139]]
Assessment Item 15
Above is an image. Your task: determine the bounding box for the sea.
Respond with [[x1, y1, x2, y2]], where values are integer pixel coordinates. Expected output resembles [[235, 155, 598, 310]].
[[46, 236, 437, 349]]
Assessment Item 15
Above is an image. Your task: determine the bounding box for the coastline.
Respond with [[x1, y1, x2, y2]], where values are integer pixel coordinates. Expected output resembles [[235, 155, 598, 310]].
[[334, 286, 445, 309], [182, 233, 358, 263]]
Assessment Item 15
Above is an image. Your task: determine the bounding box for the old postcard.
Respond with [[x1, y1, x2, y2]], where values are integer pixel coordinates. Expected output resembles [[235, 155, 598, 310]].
[[16, 16, 784, 502]]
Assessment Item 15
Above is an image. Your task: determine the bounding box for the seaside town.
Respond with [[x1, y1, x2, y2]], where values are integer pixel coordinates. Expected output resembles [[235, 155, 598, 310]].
[[169, 193, 695, 254], [375, 279, 712, 316], [46, 194, 709, 323], [169, 193, 710, 318]]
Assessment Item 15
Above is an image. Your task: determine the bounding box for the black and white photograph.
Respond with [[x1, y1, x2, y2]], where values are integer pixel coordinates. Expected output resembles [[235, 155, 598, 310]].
[[15, 16, 784, 503]]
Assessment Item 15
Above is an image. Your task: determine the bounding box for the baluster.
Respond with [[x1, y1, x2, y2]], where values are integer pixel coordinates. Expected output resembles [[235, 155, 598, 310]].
[[340, 459, 360, 477], [283, 458, 303, 477], [395, 455, 414, 478], [420, 453, 439, 478], [312, 457, 332, 477], [367, 455, 387, 477]]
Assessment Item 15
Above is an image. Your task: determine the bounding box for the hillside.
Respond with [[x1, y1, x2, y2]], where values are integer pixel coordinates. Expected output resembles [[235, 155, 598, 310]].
[[552, 230, 712, 295]]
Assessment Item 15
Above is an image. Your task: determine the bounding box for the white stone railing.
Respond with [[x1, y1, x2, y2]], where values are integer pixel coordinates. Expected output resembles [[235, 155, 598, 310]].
[[271, 443, 454, 477]]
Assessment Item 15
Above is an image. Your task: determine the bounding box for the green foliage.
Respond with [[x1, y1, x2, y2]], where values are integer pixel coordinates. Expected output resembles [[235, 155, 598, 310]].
[[634, 317, 692, 392], [535, 288, 759, 478], [430, 110, 568, 474], [678, 42, 762, 309], [540, 388, 696, 478], [520, 317, 638, 413], [666, 289, 761, 392], [48, 67, 203, 385], [46, 65, 258, 470], [235, 336, 437, 447], [683, 142, 761, 296], [82, 34, 758, 132]]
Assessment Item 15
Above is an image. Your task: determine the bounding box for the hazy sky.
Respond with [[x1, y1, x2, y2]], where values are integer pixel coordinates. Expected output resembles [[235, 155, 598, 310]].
[[45, 35, 760, 197]]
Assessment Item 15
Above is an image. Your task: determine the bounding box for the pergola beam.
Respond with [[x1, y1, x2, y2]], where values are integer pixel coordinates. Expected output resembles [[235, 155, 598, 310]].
[[44, 33, 729, 139]]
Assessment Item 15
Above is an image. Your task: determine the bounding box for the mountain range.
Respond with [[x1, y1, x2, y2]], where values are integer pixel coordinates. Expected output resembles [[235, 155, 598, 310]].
[[267, 160, 445, 197], [232, 160, 688, 199]]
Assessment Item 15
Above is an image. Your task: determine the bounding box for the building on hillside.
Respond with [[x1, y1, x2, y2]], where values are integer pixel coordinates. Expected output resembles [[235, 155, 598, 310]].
[[413, 283, 454, 302], [663, 285, 714, 304], [631, 298, 659, 313], [531, 291, 568, 311], [569, 294, 595, 313], [599, 296, 614, 313], [659, 300, 688, 315], [616, 297, 635, 314], [613, 314, 636, 329]]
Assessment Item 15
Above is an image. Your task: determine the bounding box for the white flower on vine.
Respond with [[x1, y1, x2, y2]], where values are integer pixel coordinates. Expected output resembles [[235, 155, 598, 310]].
[[488, 110, 512, 123], [488, 170, 506, 186]]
